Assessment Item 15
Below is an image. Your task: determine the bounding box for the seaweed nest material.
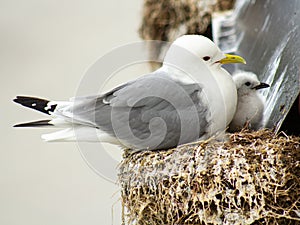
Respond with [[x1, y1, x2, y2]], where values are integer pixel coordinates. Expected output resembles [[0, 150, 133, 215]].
[[118, 129, 300, 224]]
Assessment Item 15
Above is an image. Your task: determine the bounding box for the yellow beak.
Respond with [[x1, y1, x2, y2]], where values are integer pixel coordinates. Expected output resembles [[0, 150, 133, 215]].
[[219, 54, 246, 64]]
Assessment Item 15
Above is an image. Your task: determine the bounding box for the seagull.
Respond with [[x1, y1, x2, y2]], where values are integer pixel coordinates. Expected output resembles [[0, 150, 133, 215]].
[[229, 71, 270, 132], [14, 35, 246, 150]]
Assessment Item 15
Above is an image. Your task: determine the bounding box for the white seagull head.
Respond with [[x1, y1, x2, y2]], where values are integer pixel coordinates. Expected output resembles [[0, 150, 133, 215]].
[[167, 35, 246, 67], [233, 71, 270, 96]]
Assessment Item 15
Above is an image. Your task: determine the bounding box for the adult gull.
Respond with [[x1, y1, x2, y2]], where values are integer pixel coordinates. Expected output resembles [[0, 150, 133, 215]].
[[14, 35, 246, 150]]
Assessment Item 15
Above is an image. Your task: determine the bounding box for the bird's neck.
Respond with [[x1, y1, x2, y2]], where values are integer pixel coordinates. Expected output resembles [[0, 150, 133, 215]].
[[160, 64, 198, 84], [238, 90, 256, 97]]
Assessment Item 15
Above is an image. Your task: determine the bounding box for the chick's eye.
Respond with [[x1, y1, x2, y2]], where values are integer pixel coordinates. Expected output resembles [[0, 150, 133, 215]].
[[203, 56, 211, 61], [245, 82, 251, 86]]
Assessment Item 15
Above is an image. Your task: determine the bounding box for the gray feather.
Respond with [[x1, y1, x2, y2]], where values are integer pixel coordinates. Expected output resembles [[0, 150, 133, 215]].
[[71, 71, 209, 150]]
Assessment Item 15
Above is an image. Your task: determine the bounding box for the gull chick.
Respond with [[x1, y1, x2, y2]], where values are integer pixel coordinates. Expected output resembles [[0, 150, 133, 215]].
[[229, 71, 270, 132]]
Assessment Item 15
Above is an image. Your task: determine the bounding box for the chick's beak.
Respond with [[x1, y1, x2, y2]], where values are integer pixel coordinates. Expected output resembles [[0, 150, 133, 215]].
[[219, 54, 246, 64], [253, 83, 270, 90]]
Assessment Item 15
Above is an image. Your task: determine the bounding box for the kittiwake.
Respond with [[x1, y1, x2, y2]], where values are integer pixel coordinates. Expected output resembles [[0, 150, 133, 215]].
[[229, 71, 270, 132], [14, 35, 246, 150]]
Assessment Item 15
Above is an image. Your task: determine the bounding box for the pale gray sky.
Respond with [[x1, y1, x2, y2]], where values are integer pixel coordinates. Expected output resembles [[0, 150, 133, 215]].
[[0, 1, 149, 224]]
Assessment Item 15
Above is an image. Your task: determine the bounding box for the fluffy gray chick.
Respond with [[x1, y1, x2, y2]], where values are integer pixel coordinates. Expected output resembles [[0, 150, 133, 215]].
[[229, 71, 269, 132]]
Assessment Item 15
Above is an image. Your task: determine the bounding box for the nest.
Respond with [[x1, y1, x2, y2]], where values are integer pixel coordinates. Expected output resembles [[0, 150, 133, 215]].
[[139, 0, 236, 68], [139, 0, 235, 42], [118, 129, 300, 224]]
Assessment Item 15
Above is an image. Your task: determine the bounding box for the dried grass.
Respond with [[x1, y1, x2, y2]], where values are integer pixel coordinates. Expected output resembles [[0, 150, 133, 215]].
[[118, 129, 300, 224]]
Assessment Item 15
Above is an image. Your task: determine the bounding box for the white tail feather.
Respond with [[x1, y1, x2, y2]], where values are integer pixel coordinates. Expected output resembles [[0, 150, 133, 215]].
[[42, 126, 120, 144]]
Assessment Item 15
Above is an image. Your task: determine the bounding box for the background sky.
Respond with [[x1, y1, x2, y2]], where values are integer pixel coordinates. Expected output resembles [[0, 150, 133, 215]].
[[0, 1, 150, 224]]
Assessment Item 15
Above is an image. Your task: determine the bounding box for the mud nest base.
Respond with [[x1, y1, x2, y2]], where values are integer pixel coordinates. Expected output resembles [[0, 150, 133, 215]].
[[119, 129, 300, 225]]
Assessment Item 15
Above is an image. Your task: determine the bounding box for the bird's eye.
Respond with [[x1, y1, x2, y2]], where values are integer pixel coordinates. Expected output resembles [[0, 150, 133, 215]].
[[203, 56, 211, 61], [245, 82, 251, 86]]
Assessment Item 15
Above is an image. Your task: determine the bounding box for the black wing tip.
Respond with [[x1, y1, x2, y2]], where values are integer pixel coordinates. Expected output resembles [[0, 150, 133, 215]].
[[13, 95, 56, 115], [14, 95, 36, 101], [13, 96, 27, 104], [13, 95, 49, 103], [13, 123, 27, 128], [13, 119, 53, 128]]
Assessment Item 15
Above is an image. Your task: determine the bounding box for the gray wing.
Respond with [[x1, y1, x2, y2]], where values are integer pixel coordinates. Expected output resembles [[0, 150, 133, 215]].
[[72, 72, 209, 150]]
